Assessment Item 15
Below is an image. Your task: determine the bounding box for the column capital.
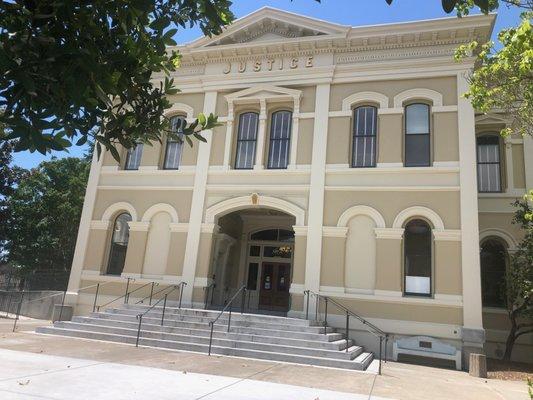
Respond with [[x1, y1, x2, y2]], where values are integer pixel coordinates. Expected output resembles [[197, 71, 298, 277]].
[[322, 226, 348, 238], [433, 229, 462, 241], [169, 223, 189, 233], [128, 221, 150, 232], [375, 228, 404, 239], [201, 223, 220, 234], [292, 225, 308, 236]]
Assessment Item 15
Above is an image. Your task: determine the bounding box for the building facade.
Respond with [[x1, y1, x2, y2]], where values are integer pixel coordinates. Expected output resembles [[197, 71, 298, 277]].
[[66, 8, 533, 362]]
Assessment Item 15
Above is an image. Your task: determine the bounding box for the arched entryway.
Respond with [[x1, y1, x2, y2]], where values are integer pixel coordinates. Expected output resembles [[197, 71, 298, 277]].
[[208, 208, 297, 314]]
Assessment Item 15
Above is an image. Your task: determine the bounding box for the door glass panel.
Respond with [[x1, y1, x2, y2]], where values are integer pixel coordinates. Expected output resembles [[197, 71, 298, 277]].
[[251, 229, 278, 241], [262, 264, 273, 290], [277, 265, 290, 291], [249, 245, 260, 257], [247, 263, 259, 290], [263, 245, 292, 258]]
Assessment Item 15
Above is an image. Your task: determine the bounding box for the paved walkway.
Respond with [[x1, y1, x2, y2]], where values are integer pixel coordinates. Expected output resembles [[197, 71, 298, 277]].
[[0, 319, 529, 400]]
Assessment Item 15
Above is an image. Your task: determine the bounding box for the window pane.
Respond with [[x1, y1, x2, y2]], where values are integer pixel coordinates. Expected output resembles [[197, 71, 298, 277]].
[[125, 144, 143, 170], [263, 245, 292, 259], [404, 219, 431, 295], [164, 116, 185, 169], [247, 263, 259, 290], [250, 229, 278, 241], [352, 106, 377, 168], [268, 111, 292, 169], [405, 134, 430, 167], [406, 104, 429, 134], [235, 112, 258, 169], [480, 240, 507, 307], [278, 229, 295, 242], [477, 136, 501, 192], [249, 245, 260, 257], [107, 213, 132, 275]]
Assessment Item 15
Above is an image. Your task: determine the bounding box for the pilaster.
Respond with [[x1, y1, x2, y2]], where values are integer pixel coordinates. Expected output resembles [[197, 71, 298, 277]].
[[122, 222, 150, 277], [83, 222, 110, 273], [374, 228, 403, 295], [254, 99, 267, 170], [523, 135, 533, 190]]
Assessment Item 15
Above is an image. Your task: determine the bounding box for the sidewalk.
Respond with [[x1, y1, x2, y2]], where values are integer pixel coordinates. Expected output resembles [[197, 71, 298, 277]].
[[0, 318, 529, 400]]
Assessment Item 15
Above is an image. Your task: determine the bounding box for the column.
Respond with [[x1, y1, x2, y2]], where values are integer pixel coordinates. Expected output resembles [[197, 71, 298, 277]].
[[457, 71, 485, 359], [304, 83, 331, 299], [67, 147, 103, 294], [222, 104, 234, 169], [121, 221, 150, 278], [374, 228, 403, 296], [505, 137, 514, 191], [181, 91, 218, 303], [289, 226, 307, 316], [83, 221, 110, 274], [288, 98, 300, 169], [164, 223, 188, 280], [523, 135, 533, 190], [191, 224, 218, 307], [254, 99, 267, 170]]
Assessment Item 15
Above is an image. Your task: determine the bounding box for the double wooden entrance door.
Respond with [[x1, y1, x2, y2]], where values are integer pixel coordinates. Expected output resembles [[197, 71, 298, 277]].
[[258, 262, 291, 312]]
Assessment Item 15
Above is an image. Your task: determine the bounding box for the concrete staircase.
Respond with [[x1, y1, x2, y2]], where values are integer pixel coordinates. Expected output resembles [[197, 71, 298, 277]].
[[36, 304, 374, 370]]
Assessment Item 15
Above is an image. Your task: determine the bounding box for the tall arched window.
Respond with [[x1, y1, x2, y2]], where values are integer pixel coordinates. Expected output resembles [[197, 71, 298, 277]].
[[164, 116, 185, 170], [477, 135, 502, 193], [267, 110, 292, 169], [235, 112, 259, 169], [352, 106, 377, 168], [124, 144, 143, 170], [405, 103, 430, 167], [480, 239, 507, 307], [106, 213, 132, 275], [404, 219, 432, 296]]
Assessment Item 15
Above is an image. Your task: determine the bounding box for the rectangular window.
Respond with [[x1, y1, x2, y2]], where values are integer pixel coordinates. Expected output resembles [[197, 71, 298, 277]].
[[267, 111, 292, 169], [124, 143, 143, 170], [352, 106, 377, 167], [235, 112, 259, 169], [247, 263, 259, 290], [163, 116, 185, 169], [477, 136, 501, 192], [405, 104, 430, 167]]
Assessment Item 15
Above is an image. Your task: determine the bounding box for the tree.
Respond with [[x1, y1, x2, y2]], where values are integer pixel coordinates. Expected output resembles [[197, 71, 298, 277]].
[[0, 1, 232, 159], [503, 192, 533, 361], [4, 157, 90, 276]]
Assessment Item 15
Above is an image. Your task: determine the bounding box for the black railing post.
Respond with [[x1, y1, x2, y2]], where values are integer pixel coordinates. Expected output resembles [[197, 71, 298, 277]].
[[208, 322, 214, 356], [161, 294, 168, 326], [124, 277, 131, 304], [12, 291, 24, 332], [210, 284, 215, 306], [58, 289, 67, 322], [149, 282, 155, 306], [227, 303, 232, 332], [378, 336, 383, 375], [305, 290, 310, 320], [345, 311, 349, 353], [179, 283, 184, 309], [136, 315, 143, 347], [92, 283, 100, 313], [324, 298, 328, 335]]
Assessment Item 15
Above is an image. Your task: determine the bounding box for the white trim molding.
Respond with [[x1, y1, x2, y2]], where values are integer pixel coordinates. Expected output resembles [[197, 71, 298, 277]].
[[392, 206, 445, 230], [205, 194, 306, 226], [164, 102, 194, 120], [393, 88, 443, 108], [337, 205, 386, 228], [375, 228, 404, 239], [141, 203, 180, 223], [90, 220, 110, 230], [292, 225, 308, 236], [128, 221, 150, 232], [433, 229, 462, 241], [322, 226, 348, 238], [101, 202, 138, 222], [341, 91, 389, 111], [479, 228, 518, 250], [169, 223, 189, 233]]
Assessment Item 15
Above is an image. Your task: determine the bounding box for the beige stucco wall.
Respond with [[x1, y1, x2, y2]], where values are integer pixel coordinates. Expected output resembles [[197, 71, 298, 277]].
[[326, 117, 351, 165], [320, 236, 345, 287], [297, 118, 314, 165], [434, 240, 462, 295], [323, 191, 461, 228], [375, 238, 402, 292], [512, 144, 526, 188], [209, 125, 227, 166], [83, 229, 109, 273], [434, 112, 459, 162], [378, 114, 403, 164], [92, 190, 193, 223]]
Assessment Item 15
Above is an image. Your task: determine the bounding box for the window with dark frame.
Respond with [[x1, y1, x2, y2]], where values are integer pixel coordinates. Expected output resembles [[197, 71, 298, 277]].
[[235, 112, 259, 169], [106, 213, 132, 275], [477, 135, 502, 193], [480, 239, 507, 307], [267, 110, 292, 169], [405, 103, 430, 167], [124, 143, 143, 170], [163, 116, 185, 170], [352, 106, 377, 168], [404, 219, 432, 296]]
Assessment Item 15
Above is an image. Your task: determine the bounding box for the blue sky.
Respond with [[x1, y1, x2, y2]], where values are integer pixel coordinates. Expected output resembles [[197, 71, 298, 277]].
[[11, 0, 523, 169]]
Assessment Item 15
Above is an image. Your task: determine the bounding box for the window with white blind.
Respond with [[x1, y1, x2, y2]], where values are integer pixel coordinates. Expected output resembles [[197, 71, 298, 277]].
[[235, 112, 259, 169], [405, 103, 430, 167], [352, 106, 377, 168], [267, 110, 292, 169], [124, 143, 143, 170], [163, 116, 185, 169], [477, 135, 502, 192], [404, 219, 432, 296]]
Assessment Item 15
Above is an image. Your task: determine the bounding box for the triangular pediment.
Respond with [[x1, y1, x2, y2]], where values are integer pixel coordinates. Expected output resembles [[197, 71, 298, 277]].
[[226, 85, 302, 104], [475, 113, 510, 125], [187, 7, 349, 48]]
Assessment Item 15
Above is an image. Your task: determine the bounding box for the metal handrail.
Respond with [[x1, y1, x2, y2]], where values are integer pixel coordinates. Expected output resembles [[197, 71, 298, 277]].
[[207, 285, 247, 356], [135, 283, 184, 347], [96, 280, 156, 312], [203, 281, 216, 310], [304, 289, 388, 375]]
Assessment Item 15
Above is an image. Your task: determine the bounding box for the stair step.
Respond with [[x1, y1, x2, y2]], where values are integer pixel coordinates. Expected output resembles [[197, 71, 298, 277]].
[[36, 326, 373, 370], [71, 316, 352, 350]]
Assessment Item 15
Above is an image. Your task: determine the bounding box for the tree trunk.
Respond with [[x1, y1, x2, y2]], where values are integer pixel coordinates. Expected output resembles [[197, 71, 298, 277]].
[[503, 315, 518, 362]]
